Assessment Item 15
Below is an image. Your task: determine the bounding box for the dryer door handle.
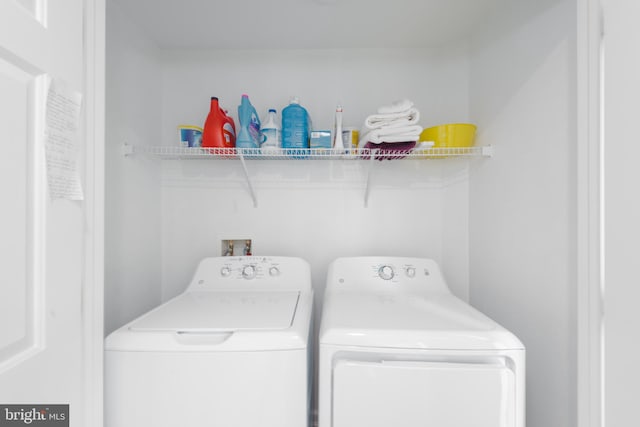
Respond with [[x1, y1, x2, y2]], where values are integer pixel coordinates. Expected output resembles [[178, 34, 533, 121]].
[[173, 331, 234, 345]]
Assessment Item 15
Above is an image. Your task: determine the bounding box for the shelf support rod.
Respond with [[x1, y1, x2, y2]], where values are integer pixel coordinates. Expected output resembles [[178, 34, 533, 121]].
[[238, 152, 258, 208], [364, 149, 378, 208]]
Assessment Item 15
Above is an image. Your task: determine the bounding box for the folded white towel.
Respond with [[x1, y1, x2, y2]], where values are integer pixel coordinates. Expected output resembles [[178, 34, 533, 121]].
[[362, 124, 423, 138], [359, 125, 423, 147], [364, 107, 420, 130], [377, 99, 414, 114]]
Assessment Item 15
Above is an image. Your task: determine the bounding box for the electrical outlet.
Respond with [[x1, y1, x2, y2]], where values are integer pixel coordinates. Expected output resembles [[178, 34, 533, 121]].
[[221, 239, 252, 256]]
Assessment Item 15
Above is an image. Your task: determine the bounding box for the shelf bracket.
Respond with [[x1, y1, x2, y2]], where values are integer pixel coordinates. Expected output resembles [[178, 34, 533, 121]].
[[238, 152, 258, 208], [364, 149, 378, 208]]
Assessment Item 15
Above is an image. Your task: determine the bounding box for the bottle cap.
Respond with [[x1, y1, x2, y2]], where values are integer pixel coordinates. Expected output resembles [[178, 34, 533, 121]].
[[290, 96, 300, 104], [269, 108, 276, 113], [211, 96, 218, 100]]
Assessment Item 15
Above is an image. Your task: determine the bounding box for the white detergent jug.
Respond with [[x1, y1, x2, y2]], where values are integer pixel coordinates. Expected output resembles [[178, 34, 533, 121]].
[[260, 108, 281, 153]]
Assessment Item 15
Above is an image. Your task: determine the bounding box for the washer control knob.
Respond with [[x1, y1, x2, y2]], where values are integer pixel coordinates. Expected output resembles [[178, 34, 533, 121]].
[[406, 267, 416, 278], [269, 266, 280, 277], [378, 265, 395, 281], [242, 265, 256, 279], [220, 267, 232, 277]]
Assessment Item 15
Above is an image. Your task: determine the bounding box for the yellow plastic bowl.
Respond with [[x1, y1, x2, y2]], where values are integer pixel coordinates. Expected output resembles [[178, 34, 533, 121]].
[[419, 123, 477, 148]]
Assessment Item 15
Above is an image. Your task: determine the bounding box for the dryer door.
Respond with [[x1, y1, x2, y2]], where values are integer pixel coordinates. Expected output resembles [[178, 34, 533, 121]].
[[333, 359, 515, 427]]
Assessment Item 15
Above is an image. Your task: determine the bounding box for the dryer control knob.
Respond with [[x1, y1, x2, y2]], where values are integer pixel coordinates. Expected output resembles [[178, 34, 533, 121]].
[[406, 267, 416, 278], [220, 267, 232, 277], [378, 265, 395, 280], [242, 265, 256, 279], [269, 266, 280, 277]]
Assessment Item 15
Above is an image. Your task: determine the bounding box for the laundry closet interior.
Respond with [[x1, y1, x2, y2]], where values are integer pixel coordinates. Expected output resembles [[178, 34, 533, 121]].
[[105, 0, 577, 426]]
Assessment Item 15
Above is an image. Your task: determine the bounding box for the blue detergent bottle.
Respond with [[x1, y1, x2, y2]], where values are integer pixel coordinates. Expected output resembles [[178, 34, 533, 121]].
[[282, 97, 310, 153], [236, 94, 261, 149]]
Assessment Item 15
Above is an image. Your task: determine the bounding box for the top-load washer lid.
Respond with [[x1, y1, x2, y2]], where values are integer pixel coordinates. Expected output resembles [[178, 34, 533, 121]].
[[129, 291, 300, 332], [104, 257, 314, 353]]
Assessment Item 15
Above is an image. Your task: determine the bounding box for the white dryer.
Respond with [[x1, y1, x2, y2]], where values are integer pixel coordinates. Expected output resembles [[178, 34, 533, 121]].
[[318, 257, 524, 427], [105, 256, 313, 427]]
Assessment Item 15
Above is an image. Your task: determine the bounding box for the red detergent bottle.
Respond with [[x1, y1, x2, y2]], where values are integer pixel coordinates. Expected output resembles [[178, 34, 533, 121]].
[[202, 97, 236, 148]]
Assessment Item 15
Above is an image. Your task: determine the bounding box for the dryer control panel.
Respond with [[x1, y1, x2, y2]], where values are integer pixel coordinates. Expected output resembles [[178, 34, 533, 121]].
[[327, 257, 450, 294], [375, 264, 421, 281], [187, 256, 312, 291]]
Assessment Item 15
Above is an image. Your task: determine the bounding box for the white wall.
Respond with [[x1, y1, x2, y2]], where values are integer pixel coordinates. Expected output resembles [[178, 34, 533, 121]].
[[158, 46, 474, 306], [103, 30, 475, 340], [603, 0, 640, 424], [104, 1, 163, 334], [159, 159, 471, 316], [469, 0, 576, 426], [159, 47, 470, 140]]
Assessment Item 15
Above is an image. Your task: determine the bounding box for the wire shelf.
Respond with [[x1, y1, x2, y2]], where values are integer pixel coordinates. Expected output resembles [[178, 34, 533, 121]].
[[122, 144, 493, 208], [124, 145, 492, 160]]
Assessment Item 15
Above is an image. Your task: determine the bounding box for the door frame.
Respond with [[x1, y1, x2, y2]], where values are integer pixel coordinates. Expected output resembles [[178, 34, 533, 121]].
[[82, 0, 105, 426], [576, 0, 603, 426], [80, 0, 604, 425]]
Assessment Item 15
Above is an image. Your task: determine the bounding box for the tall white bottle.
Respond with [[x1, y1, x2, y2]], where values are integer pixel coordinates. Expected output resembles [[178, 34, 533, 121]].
[[260, 108, 281, 153], [333, 105, 345, 152]]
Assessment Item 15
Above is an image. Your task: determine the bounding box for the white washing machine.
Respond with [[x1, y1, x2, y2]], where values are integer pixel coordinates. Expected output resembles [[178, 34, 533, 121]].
[[105, 256, 313, 427], [318, 257, 525, 427]]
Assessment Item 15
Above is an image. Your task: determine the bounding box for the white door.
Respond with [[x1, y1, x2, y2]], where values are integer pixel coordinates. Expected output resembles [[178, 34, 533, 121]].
[[0, 1, 103, 426]]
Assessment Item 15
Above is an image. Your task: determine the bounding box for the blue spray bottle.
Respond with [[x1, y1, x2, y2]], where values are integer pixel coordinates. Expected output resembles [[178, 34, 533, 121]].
[[236, 94, 262, 149]]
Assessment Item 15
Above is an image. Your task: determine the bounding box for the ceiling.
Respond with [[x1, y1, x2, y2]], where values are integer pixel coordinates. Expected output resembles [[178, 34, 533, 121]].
[[108, 0, 504, 50]]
